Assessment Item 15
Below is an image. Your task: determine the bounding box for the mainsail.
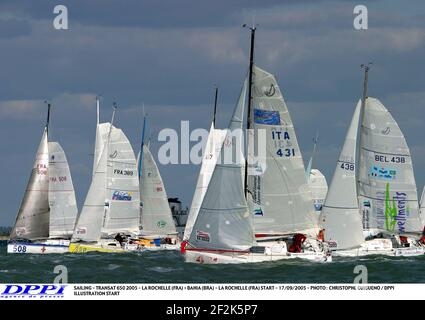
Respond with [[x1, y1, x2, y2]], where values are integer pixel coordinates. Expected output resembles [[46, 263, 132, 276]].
[[188, 79, 254, 251], [183, 123, 227, 241], [102, 128, 140, 236], [10, 128, 50, 240], [48, 142, 78, 238], [358, 97, 422, 234], [140, 145, 177, 236], [248, 65, 317, 237], [321, 101, 364, 250]]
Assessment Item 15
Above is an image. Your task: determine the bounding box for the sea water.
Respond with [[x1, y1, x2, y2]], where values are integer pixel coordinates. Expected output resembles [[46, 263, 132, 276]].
[[0, 241, 424, 283]]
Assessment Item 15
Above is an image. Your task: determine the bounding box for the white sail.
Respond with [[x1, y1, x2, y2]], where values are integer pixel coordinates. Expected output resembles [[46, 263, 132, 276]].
[[309, 169, 328, 213], [140, 145, 177, 236], [48, 142, 78, 238], [188, 79, 254, 250], [183, 123, 227, 241], [358, 97, 422, 234], [321, 101, 364, 250], [10, 128, 50, 240], [248, 65, 317, 237], [102, 127, 140, 236], [72, 127, 110, 242]]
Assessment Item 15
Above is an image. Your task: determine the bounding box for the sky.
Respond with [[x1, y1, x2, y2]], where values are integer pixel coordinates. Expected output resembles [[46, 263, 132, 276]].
[[1, 0, 425, 226]]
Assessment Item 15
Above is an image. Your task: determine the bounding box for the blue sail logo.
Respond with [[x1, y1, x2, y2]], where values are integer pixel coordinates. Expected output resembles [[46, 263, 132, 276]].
[[254, 109, 280, 125], [369, 166, 396, 180]]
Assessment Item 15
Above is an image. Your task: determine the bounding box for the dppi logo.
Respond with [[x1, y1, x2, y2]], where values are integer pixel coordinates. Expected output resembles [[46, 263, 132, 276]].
[[1, 285, 66, 298]]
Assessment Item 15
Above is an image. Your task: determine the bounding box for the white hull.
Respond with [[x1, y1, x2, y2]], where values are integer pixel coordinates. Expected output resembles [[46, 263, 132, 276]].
[[140, 243, 180, 251], [332, 238, 425, 257], [184, 241, 332, 264], [7, 239, 70, 254]]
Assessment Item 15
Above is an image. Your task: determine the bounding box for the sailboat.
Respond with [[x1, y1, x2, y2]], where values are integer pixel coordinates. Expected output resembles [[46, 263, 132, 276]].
[[8, 104, 78, 254], [245, 30, 329, 260], [321, 65, 425, 257], [69, 103, 141, 253], [182, 28, 331, 264], [136, 139, 180, 250], [183, 88, 227, 243]]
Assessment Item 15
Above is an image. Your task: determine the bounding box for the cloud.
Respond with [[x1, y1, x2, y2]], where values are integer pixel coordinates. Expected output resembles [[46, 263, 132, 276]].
[[0, 99, 43, 119], [0, 18, 31, 39]]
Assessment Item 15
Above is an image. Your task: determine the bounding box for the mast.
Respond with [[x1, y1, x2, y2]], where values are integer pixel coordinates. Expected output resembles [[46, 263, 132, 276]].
[[356, 63, 371, 202], [212, 86, 218, 126], [45, 101, 51, 135], [244, 26, 256, 197]]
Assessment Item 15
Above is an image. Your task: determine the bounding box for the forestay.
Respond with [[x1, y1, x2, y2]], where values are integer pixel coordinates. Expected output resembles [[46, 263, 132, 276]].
[[10, 128, 50, 240], [48, 142, 78, 238], [188, 79, 254, 251], [140, 145, 177, 236], [321, 101, 364, 250], [358, 97, 422, 234], [184, 123, 227, 240], [248, 65, 317, 237]]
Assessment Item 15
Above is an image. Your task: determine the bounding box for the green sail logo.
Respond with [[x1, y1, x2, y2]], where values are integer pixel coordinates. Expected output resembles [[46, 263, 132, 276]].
[[384, 183, 398, 231], [156, 220, 167, 229], [384, 183, 408, 233]]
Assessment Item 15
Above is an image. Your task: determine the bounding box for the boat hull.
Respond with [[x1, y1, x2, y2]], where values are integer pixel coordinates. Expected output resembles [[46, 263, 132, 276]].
[[69, 242, 126, 253], [142, 244, 179, 251], [184, 241, 332, 264], [332, 238, 425, 257], [69, 241, 149, 253], [7, 240, 70, 254], [132, 237, 180, 251], [184, 249, 331, 264], [69, 236, 180, 253]]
